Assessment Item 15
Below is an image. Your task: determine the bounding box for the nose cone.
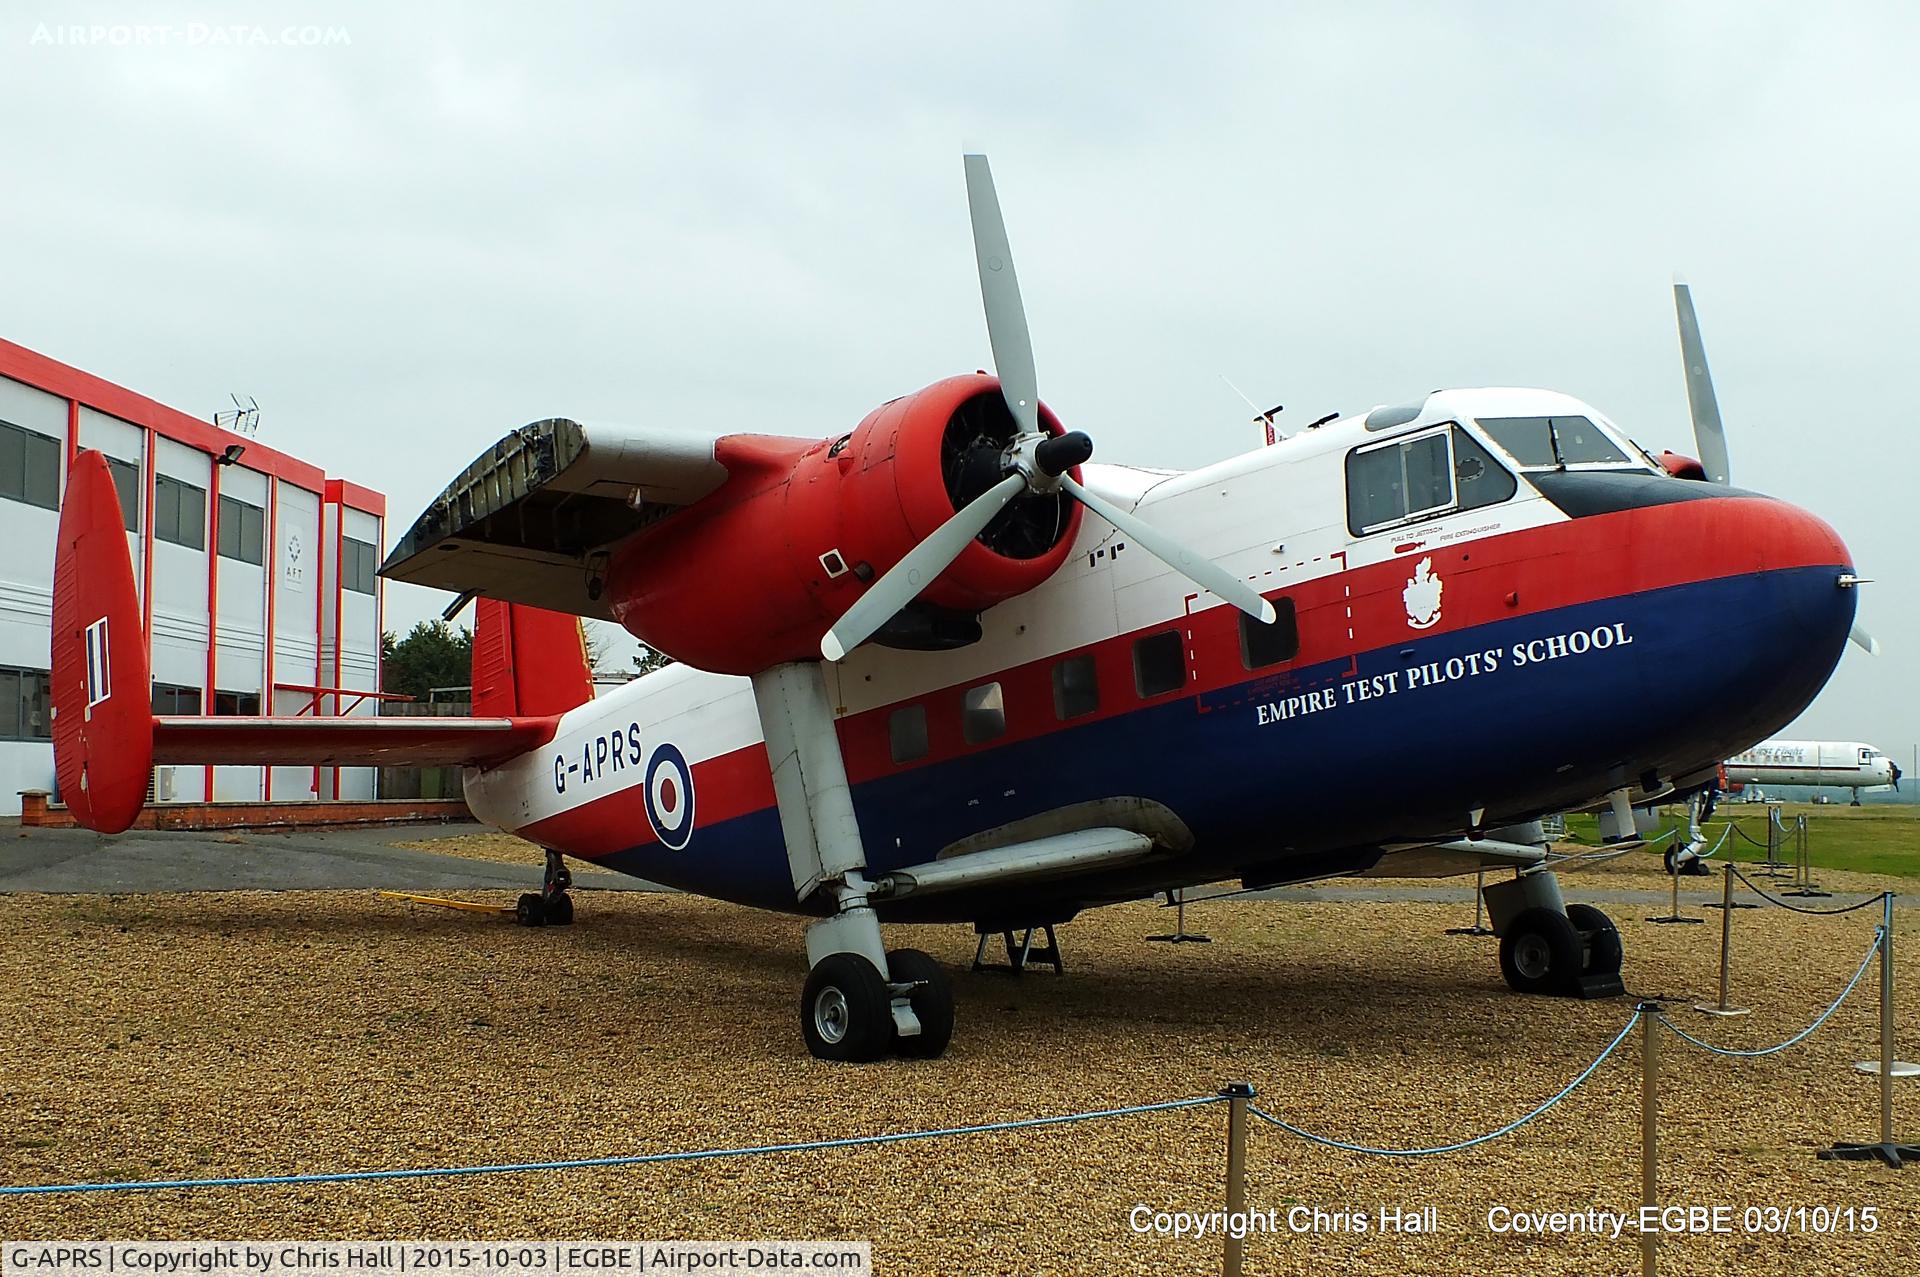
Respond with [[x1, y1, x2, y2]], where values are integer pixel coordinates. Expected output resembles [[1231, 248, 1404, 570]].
[[1655, 491, 1856, 759]]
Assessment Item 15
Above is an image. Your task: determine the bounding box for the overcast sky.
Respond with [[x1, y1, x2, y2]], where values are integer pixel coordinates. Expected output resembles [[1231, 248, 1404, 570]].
[[4, 2, 1914, 769]]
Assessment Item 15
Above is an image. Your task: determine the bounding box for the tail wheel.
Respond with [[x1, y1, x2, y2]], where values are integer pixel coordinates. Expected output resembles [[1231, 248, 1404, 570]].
[[1565, 903, 1623, 976], [515, 893, 546, 927], [801, 952, 893, 1063], [885, 948, 955, 1059], [1499, 907, 1584, 995]]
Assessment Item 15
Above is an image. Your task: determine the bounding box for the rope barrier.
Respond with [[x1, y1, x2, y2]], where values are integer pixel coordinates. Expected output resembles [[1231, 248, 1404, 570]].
[[1729, 867, 1889, 916], [1245, 1009, 1642, 1156], [1661, 926, 1883, 1058], [0, 1094, 1224, 1197]]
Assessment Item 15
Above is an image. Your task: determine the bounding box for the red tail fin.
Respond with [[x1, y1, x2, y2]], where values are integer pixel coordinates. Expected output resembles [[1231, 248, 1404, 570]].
[[471, 598, 595, 718], [51, 450, 154, 833]]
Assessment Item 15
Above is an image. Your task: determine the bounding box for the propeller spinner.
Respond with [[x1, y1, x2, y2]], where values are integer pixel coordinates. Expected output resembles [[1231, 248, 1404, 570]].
[[820, 156, 1276, 662]]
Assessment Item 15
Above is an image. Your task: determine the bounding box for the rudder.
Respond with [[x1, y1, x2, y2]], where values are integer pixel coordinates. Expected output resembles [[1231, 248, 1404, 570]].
[[471, 598, 595, 718], [51, 450, 155, 833]]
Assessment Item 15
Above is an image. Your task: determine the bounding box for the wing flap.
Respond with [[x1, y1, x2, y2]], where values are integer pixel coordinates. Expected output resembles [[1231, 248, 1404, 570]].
[[153, 716, 558, 768], [379, 418, 809, 619]]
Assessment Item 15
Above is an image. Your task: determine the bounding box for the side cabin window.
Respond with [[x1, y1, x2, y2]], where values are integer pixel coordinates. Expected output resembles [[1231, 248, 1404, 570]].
[[1346, 425, 1515, 536], [888, 705, 928, 764], [1240, 598, 1299, 669], [1133, 631, 1186, 698], [961, 682, 1006, 745]]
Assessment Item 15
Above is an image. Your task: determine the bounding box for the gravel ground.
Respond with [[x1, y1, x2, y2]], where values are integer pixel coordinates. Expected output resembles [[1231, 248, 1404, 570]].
[[1, 889, 1915, 1274]]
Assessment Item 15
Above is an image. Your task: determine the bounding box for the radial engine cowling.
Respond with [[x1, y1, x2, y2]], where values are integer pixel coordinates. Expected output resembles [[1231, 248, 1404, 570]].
[[606, 373, 1083, 674]]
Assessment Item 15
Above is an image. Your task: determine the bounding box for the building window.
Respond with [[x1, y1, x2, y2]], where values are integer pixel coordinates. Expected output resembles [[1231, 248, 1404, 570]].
[[0, 666, 52, 740], [212, 690, 262, 716], [1240, 598, 1300, 669], [218, 495, 265, 565], [961, 682, 1006, 745], [105, 456, 141, 532], [151, 682, 202, 715], [0, 420, 62, 512], [154, 475, 206, 550], [1051, 653, 1099, 720], [888, 704, 928, 764], [342, 535, 378, 595], [1133, 630, 1186, 698]]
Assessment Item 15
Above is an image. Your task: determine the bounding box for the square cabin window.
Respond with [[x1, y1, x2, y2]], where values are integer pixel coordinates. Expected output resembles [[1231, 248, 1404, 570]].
[[961, 682, 1006, 745], [1051, 653, 1099, 720], [888, 704, 928, 764], [1240, 598, 1300, 669], [1133, 630, 1186, 698]]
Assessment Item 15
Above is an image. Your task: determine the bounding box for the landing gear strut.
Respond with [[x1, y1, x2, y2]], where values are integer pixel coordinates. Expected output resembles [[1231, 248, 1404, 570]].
[[515, 849, 574, 927], [755, 661, 953, 1062]]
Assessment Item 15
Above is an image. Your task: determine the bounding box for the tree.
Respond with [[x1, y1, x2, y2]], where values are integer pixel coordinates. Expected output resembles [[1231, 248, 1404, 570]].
[[382, 621, 474, 702], [632, 646, 673, 677]]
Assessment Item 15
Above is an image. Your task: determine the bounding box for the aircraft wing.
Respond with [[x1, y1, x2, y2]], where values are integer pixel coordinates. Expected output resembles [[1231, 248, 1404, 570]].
[[379, 418, 810, 621], [153, 716, 558, 767]]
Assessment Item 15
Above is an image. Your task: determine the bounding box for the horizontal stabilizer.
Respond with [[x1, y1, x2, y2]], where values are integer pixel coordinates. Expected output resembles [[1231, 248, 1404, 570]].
[[153, 715, 559, 768]]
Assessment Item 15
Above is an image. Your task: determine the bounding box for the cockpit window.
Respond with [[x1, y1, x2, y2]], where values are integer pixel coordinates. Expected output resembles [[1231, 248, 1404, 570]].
[[1477, 416, 1631, 468], [1455, 429, 1518, 511], [1346, 424, 1518, 535]]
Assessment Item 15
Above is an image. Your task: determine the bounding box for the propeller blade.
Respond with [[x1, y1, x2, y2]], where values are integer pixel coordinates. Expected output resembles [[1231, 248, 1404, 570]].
[[820, 472, 1030, 662], [1673, 282, 1731, 485], [1059, 475, 1277, 625], [1849, 622, 1881, 657], [964, 154, 1040, 436]]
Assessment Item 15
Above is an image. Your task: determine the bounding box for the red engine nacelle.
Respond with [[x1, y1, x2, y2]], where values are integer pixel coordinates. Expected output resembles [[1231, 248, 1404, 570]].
[[606, 373, 1084, 674]]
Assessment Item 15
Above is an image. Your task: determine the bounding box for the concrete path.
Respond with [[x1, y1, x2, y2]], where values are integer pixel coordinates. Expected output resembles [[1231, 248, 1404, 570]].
[[0, 822, 666, 894]]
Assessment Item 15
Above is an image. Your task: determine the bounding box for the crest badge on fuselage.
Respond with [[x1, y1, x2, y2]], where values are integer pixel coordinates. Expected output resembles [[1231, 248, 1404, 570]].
[[1403, 557, 1443, 630], [644, 742, 697, 851]]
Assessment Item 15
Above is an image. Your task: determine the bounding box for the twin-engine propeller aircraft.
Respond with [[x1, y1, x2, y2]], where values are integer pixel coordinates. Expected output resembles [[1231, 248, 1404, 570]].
[[50, 157, 1865, 1062]]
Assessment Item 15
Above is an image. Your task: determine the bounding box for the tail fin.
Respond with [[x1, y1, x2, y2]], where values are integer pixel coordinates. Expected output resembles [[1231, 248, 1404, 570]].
[[51, 450, 154, 833], [471, 598, 595, 717]]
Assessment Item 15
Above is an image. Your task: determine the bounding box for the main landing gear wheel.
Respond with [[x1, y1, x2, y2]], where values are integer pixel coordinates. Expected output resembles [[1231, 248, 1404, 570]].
[[1499, 907, 1585, 996], [516, 850, 575, 928], [1565, 903, 1623, 976], [801, 953, 895, 1063], [886, 948, 955, 1059]]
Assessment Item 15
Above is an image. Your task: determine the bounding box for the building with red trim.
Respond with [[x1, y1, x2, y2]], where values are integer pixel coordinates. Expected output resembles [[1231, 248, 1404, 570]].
[[0, 338, 385, 814]]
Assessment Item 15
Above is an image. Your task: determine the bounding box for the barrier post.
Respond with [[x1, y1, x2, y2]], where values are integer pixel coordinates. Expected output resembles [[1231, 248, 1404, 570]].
[[1784, 815, 1830, 899], [1640, 1005, 1659, 1277], [1220, 1082, 1254, 1277], [1694, 864, 1751, 1017], [1820, 895, 1920, 1167], [1648, 855, 1702, 926]]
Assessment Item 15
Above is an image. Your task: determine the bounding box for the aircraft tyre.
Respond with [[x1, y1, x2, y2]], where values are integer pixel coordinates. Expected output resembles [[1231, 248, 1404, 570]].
[[801, 952, 894, 1063], [1499, 907, 1584, 996], [886, 948, 954, 1059], [544, 893, 574, 926], [515, 892, 547, 927], [1565, 903, 1623, 976]]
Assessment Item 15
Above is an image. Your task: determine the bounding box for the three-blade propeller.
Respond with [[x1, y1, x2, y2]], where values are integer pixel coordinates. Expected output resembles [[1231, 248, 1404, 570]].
[[819, 156, 1276, 663], [1673, 281, 1878, 657]]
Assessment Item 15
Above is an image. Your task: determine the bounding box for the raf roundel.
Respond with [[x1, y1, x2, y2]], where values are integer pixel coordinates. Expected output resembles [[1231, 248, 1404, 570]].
[[643, 742, 696, 851]]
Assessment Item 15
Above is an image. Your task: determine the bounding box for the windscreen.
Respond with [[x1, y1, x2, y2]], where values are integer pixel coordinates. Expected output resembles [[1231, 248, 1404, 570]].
[[1478, 416, 1631, 467]]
